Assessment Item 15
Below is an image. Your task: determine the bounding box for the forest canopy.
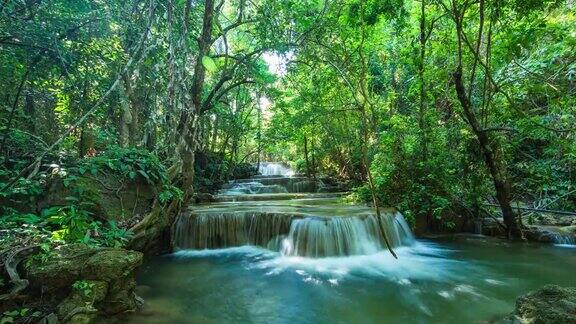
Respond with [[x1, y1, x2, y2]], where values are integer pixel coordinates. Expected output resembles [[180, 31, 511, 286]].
[[1, 0, 575, 247]]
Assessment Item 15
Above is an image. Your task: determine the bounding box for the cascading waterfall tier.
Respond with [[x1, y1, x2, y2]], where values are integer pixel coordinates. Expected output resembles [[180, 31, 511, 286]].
[[280, 213, 414, 257], [218, 181, 289, 195], [548, 229, 575, 245], [181, 161, 412, 258], [553, 234, 575, 245], [173, 211, 296, 251], [173, 210, 414, 257], [526, 226, 576, 246], [257, 162, 295, 177], [219, 177, 321, 195]]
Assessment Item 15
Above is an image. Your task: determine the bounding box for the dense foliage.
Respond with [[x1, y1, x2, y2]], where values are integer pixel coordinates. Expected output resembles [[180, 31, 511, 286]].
[[265, 0, 576, 231], [1, 0, 575, 247], [4, 0, 576, 321]]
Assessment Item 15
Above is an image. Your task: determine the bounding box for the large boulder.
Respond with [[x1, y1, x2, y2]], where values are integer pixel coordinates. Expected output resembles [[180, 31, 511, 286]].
[[524, 226, 576, 244], [559, 225, 576, 236], [507, 285, 576, 323], [24, 244, 143, 322], [38, 174, 156, 222]]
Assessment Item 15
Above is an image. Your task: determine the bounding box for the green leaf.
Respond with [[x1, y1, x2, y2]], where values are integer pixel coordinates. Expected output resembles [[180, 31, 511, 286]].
[[202, 56, 217, 72], [0, 316, 14, 324]]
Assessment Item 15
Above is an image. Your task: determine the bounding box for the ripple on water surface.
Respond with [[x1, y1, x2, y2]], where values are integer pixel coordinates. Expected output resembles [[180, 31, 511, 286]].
[[130, 239, 576, 323]]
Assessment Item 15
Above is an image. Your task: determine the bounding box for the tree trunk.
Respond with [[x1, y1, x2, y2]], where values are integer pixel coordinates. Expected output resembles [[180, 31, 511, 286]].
[[310, 139, 317, 179], [449, 2, 522, 240], [418, 0, 428, 162], [78, 127, 94, 157], [143, 92, 157, 150], [118, 85, 132, 148], [210, 114, 219, 151], [129, 90, 140, 146], [24, 90, 36, 134], [180, 0, 215, 191], [453, 68, 522, 239], [121, 74, 141, 147], [303, 136, 311, 178]]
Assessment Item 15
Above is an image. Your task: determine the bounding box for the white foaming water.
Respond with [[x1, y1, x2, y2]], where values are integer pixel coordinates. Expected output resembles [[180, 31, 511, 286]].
[[551, 234, 575, 246], [255, 242, 465, 281], [218, 181, 288, 195], [172, 241, 470, 284], [484, 278, 505, 286], [555, 244, 576, 248], [257, 162, 295, 176]]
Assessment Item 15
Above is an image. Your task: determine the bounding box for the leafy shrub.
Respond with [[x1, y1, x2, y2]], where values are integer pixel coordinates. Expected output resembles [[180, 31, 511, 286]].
[[72, 280, 95, 298], [44, 205, 94, 243], [77, 146, 167, 185], [98, 220, 133, 247], [1, 308, 42, 324], [158, 184, 184, 205]]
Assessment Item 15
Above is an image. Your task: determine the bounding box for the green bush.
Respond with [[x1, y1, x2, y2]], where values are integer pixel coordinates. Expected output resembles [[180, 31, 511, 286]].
[[77, 146, 167, 185]]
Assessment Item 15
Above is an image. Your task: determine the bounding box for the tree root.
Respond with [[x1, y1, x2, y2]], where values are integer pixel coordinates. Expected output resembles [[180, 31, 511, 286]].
[[61, 305, 98, 323], [0, 244, 40, 301], [128, 198, 182, 253]]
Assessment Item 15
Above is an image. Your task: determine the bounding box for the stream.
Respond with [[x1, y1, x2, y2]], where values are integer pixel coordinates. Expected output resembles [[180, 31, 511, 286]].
[[129, 163, 576, 323]]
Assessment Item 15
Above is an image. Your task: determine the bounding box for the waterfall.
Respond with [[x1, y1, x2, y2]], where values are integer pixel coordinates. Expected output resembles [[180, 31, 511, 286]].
[[551, 232, 575, 246], [257, 162, 295, 176], [173, 212, 296, 250], [280, 212, 414, 257], [173, 210, 415, 257], [527, 226, 576, 246], [220, 177, 321, 195], [180, 161, 414, 258], [218, 181, 289, 195]]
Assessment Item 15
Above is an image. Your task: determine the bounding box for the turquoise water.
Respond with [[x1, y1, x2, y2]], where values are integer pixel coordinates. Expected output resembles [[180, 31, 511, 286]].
[[130, 238, 576, 323]]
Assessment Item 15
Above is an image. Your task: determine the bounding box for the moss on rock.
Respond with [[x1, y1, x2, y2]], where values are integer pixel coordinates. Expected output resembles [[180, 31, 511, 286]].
[[24, 244, 143, 322], [57, 280, 107, 319], [511, 285, 576, 323], [25, 244, 99, 293], [39, 174, 155, 221], [82, 250, 142, 282]]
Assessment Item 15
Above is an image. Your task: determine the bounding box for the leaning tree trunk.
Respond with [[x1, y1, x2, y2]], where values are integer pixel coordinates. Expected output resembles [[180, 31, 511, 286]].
[[453, 68, 522, 239], [449, 1, 522, 240], [303, 136, 311, 178]]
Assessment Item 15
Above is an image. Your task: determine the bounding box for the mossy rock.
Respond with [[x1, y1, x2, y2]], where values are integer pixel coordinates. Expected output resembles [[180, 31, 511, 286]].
[[39, 174, 155, 221], [67, 313, 97, 324], [98, 277, 139, 314], [24, 244, 143, 320], [57, 280, 107, 318], [512, 285, 576, 323], [25, 244, 99, 292], [26, 245, 142, 289], [559, 225, 576, 236], [82, 250, 142, 282]]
